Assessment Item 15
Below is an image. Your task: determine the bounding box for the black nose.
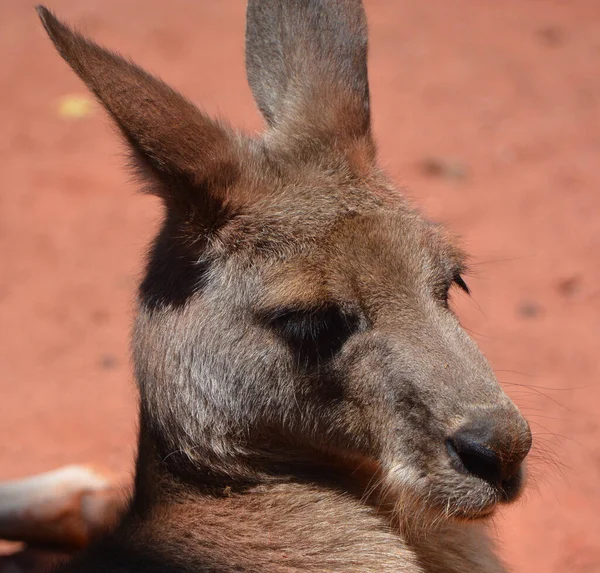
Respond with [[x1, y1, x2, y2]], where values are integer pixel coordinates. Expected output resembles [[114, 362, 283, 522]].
[[446, 434, 503, 487], [447, 414, 532, 497]]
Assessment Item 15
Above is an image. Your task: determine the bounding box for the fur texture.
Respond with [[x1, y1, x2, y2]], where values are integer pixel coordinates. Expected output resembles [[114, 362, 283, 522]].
[[33, 1, 532, 571]]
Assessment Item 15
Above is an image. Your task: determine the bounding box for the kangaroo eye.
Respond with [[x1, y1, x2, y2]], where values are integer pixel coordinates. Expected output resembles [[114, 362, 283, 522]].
[[453, 273, 470, 295], [265, 305, 362, 364], [438, 272, 470, 308]]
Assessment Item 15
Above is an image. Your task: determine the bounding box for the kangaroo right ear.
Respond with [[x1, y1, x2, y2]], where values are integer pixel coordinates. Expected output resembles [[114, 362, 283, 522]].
[[245, 0, 373, 155], [37, 6, 245, 226]]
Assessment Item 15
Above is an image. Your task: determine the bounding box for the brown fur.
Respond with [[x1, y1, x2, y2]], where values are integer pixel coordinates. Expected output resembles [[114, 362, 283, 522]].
[[13, 1, 534, 570]]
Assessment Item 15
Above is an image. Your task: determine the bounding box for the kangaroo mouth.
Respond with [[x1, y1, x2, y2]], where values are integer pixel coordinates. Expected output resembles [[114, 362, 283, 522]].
[[440, 464, 526, 522], [383, 458, 525, 524], [446, 441, 526, 502], [450, 502, 497, 521]]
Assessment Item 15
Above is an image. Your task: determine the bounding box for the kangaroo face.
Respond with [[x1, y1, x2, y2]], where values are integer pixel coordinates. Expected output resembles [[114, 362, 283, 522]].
[[39, 0, 531, 526], [135, 163, 531, 522]]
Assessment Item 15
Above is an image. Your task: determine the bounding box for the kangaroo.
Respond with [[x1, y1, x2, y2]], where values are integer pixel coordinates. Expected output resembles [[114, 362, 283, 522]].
[[0, 2, 532, 571]]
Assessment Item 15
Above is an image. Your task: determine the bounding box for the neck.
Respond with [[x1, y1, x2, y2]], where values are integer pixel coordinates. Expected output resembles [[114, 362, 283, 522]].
[[133, 406, 379, 506]]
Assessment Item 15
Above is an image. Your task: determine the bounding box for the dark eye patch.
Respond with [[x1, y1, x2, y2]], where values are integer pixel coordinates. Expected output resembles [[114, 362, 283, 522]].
[[262, 304, 362, 366]]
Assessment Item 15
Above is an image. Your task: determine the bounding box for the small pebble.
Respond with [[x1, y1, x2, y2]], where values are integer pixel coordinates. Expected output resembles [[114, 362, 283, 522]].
[[536, 26, 565, 47], [557, 276, 581, 298], [421, 157, 468, 181], [517, 300, 542, 318], [99, 355, 118, 370]]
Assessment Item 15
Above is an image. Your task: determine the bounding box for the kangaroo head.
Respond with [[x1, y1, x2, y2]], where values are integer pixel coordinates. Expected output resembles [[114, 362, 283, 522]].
[[38, 0, 531, 524]]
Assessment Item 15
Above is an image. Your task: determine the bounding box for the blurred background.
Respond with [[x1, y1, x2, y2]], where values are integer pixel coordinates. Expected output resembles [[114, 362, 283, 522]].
[[1, 0, 598, 571]]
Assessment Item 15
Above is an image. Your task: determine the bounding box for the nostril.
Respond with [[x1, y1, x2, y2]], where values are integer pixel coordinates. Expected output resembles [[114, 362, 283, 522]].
[[446, 436, 503, 487]]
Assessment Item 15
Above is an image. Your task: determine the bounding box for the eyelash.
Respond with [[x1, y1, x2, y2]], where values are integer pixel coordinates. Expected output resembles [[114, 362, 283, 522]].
[[438, 273, 470, 307], [453, 273, 470, 295]]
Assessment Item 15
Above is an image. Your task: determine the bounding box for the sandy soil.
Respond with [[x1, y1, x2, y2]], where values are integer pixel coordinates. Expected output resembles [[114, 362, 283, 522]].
[[1, 1, 599, 571]]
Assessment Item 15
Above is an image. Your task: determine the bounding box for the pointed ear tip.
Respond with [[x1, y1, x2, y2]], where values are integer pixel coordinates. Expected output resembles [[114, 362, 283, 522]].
[[36, 5, 75, 49], [36, 5, 62, 33], [35, 5, 50, 21]]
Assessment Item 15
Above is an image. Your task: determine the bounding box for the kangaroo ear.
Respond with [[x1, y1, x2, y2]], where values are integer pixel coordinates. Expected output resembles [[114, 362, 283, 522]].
[[37, 6, 243, 221], [245, 0, 372, 153]]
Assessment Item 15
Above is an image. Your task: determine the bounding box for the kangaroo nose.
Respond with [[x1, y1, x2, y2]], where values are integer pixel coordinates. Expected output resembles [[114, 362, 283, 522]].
[[447, 434, 503, 486], [446, 416, 532, 492]]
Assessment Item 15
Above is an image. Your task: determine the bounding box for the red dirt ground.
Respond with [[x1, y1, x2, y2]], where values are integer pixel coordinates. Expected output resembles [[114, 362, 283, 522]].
[[1, 1, 599, 571]]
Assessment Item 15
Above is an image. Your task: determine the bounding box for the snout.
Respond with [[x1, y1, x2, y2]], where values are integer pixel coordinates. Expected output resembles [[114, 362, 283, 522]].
[[446, 412, 532, 501]]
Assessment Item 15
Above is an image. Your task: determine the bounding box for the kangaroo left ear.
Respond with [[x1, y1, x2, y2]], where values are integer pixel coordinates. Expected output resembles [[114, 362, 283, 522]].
[[37, 6, 246, 223]]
